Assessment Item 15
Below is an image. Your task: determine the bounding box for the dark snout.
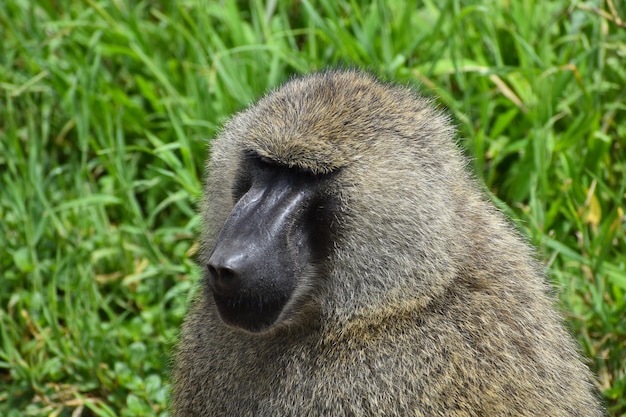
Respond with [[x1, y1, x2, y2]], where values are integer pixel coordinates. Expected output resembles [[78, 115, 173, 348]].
[[206, 175, 317, 332]]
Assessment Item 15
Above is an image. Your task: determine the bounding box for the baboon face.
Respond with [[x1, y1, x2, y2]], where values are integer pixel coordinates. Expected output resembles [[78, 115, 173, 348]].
[[202, 70, 456, 333], [205, 151, 336, 333]]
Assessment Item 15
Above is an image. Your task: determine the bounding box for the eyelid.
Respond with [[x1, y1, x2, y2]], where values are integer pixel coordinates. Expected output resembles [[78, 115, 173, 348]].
[[242, 150, 277, 168], [259, 155, 275, 165]]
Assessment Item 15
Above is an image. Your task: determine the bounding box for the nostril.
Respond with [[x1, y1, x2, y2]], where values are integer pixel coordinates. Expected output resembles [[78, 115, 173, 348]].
[[207, 264, 240, 297], [207, 264, 219, 281]]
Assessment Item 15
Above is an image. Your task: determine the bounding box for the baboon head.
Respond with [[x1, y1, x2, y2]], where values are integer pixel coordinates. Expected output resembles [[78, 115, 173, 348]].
[[200, 70, 466, 333]]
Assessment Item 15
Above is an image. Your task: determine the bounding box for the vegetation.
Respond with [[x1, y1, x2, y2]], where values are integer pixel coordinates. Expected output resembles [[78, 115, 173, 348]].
[[1, 0, 624, 415]]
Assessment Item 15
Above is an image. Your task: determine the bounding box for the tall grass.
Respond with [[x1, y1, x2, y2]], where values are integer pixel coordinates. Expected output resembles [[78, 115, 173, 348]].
[[1, 0, 624, 415]]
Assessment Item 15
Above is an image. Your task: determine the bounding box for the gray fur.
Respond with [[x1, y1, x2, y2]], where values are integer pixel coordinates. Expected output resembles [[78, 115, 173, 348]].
[[172, 70, 604, 416]]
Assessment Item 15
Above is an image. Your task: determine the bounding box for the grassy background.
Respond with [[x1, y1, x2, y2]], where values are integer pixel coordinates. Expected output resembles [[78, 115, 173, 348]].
[[1, 0, 624, 415]]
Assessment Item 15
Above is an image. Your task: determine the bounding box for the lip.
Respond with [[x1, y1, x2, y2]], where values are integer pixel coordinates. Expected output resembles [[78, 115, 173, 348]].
[[211, 291, 289, 333]]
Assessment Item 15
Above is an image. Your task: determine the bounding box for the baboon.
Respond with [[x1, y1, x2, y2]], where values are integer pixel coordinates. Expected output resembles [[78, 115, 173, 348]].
[[172, 70, 604, 416]]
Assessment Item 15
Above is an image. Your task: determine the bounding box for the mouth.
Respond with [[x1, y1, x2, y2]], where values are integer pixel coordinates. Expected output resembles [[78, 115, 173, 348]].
[[211, 291, 290, 333]]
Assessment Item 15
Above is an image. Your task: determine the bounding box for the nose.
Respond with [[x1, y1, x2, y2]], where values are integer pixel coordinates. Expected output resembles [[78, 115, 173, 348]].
[[206, 261, 241, 298]]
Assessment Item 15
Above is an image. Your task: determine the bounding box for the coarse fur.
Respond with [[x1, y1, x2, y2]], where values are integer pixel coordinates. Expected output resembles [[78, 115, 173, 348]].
[[172, 69, 604, 416]]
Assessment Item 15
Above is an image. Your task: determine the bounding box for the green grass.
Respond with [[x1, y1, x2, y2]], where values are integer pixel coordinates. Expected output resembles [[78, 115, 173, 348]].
[[1, 0, 624, 415]]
